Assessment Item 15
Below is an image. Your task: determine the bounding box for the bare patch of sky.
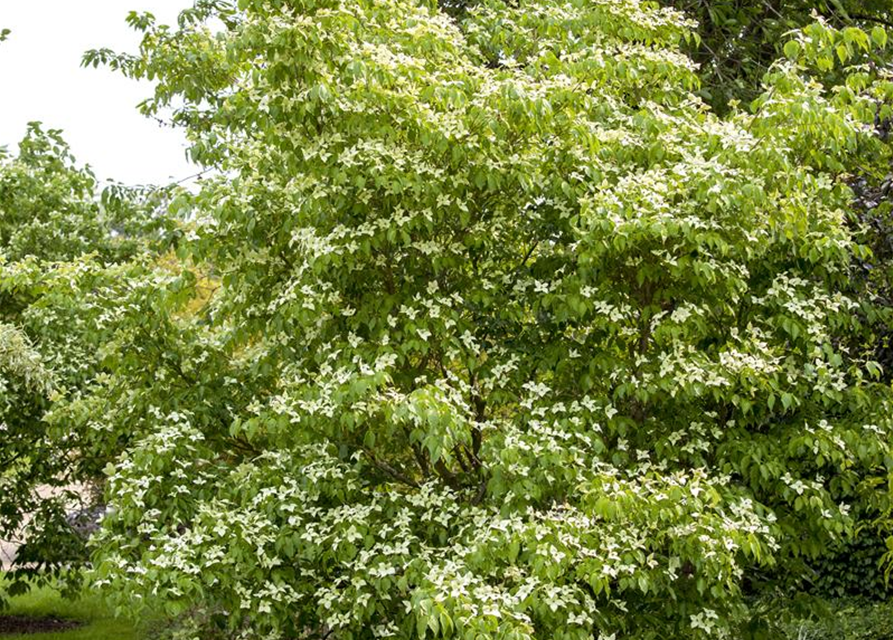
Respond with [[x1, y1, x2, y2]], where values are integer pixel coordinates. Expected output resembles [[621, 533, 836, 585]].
[[0, 1, 198, 186]]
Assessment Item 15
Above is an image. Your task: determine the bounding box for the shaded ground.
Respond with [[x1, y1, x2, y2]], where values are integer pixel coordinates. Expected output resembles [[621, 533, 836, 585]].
[[0, 584, 143, 640], [0, 616, 81, 635], [1, 484, 89, 571]]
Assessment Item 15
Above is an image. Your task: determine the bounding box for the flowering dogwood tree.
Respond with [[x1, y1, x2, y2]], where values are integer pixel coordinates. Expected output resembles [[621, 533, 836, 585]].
[[81, 1, 893, 638]]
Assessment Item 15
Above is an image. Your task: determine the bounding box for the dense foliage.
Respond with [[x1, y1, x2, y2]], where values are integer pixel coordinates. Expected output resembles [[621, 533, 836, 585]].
[[810, 523, 892, 599], [663, 0, 893, 111], [63, 0, 893, 639], [1, 0, 892, 638], [0, 124, 176, 602], [783, 598, 893, 640]]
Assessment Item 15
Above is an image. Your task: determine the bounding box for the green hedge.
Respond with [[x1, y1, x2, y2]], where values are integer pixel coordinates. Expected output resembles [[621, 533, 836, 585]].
[[810, 524, 891, 600]]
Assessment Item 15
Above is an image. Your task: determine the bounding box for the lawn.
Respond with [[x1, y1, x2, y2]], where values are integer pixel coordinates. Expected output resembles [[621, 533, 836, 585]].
[[0, 585, 142, 640]]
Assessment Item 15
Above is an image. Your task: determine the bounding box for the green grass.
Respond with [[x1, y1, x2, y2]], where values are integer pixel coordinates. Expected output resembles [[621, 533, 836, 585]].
[[1, 585, 143, 640], [782, 598, 893, 640]]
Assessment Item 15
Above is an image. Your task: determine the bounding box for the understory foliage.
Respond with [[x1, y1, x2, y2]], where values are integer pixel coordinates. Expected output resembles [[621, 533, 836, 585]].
[[0, 124, 176, 603], [70, 0, 893, 638], [783, 598, 893, 640]]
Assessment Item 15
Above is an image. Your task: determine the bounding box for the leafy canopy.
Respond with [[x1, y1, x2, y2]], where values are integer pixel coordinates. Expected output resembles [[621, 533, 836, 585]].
[[76, 0, 893, 639]]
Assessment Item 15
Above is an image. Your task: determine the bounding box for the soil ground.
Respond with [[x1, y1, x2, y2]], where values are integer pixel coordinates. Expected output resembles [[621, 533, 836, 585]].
[[0, 615, 82, 635]]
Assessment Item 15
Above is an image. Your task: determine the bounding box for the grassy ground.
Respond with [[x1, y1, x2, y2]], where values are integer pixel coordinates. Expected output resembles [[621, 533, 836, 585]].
[[2, 584, 890, 640], [782, 598, 893, 640], [0, 585, 142, 640]]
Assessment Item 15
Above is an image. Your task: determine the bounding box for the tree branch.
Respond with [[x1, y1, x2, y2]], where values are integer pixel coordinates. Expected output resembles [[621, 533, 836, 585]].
[[848, 13, 893, 30], [364, 450, 420, 488]]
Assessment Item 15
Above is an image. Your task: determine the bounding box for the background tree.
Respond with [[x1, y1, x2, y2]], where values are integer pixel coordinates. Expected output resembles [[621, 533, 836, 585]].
[[0, 123, 177, 603], [662, 0, 893, 111]]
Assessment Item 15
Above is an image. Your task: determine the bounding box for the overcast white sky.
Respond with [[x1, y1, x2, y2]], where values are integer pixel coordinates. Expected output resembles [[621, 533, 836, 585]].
[[0, 0, 198, 185]]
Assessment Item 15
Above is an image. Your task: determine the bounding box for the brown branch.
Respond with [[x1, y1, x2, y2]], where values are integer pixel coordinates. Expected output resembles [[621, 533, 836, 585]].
[[471, 477, 488, 505], [434, 459, 460, 488], [411, 443, 431, 478], [848, 13, 893, 30], [453, 446, 470, 474], [365, 450, 420, 488], [458, 444, 478, 474], [508, 240, 540, 292]]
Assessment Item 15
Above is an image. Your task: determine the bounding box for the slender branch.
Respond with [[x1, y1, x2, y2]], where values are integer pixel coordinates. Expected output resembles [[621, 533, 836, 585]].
[[434, 459, 460, 488], [453, 446, 470, 474], [411, 442, 431, 478], [471, 477, 488, 505], [167, 168, 212, 186], [510, 240, 540, 288], [364, 450, 420, 488], [848, 13, 893, 30]]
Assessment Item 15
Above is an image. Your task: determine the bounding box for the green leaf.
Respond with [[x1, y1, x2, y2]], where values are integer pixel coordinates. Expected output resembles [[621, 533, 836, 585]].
[[781, 393, 793, 411]]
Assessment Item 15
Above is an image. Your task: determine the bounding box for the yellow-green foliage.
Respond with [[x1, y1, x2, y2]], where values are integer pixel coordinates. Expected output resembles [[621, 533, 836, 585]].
[[72, 1, 893, 639]]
